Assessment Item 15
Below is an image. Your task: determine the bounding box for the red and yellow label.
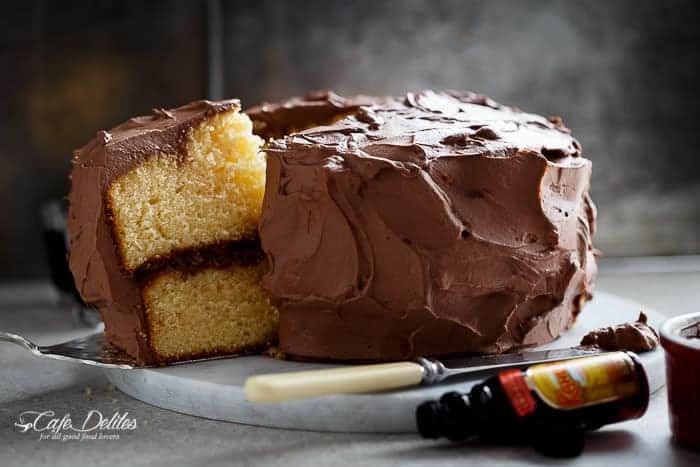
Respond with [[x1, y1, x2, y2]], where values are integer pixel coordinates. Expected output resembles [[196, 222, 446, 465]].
[[498, 369, 537, 417], [525, 353, 639, 410]]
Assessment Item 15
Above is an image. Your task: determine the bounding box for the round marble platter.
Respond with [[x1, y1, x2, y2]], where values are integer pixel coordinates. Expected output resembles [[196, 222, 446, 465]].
[[104, 291, 666, 433]]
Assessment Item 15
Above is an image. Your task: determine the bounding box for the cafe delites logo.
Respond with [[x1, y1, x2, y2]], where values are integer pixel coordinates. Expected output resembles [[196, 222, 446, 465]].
[[14, 410, 137, 442]]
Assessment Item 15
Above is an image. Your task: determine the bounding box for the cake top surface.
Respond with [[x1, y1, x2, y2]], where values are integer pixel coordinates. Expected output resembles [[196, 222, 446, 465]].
[[110, 99, 239, 140], [74, 99, 240, 177], [267, 90, 584, 167]]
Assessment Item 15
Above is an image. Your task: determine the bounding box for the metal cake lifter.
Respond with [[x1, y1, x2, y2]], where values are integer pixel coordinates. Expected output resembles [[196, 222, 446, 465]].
[[0, 329, 272, 369], [0, 330, 141, 369]]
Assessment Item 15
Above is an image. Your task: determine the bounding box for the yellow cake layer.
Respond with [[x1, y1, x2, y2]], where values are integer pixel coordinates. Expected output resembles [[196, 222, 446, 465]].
[[142, 262, 278, 360], [108, 110, 265, 272]]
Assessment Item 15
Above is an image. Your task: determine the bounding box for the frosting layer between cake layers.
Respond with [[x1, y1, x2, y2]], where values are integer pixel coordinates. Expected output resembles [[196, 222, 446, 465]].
[[258, 90, 598, 361]]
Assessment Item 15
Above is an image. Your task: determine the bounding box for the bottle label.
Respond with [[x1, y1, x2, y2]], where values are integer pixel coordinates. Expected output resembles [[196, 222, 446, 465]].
[[498, 369, 537, 417], [525, 352, 640, 410]]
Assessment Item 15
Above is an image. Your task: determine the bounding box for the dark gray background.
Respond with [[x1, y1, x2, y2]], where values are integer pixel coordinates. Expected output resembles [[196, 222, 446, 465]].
[[1, 0, 699, 279]]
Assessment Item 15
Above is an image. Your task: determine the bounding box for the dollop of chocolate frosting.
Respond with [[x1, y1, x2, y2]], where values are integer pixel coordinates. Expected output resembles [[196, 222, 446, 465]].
[[258, 90, 598, 361], [67, 100, 242, 364], [581, 312, 660, 352]]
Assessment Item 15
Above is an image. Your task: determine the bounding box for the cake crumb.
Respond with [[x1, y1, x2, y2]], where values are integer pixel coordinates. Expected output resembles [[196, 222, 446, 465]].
[[263, 346, 286, 360]]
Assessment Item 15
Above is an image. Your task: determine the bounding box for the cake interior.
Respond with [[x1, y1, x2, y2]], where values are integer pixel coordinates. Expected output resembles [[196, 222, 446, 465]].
[[93, 100, 375, 363], [109, 110, 265, 273], [104, 107, 277, 363], [142, 262, 277, 360]]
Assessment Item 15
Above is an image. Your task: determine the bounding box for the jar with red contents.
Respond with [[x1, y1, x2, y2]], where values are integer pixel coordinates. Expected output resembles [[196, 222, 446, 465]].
[[660, 312, 700, 450]]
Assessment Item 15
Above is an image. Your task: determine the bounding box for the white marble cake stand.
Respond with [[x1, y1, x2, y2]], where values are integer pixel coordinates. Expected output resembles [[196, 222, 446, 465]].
[[104, 291, 665, 433]]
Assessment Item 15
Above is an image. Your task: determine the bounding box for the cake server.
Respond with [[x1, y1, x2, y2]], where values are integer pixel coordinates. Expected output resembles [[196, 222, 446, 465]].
[[244, 347, 604, 403], [0, 329, 242, 369], [0, 330, 138, 369]]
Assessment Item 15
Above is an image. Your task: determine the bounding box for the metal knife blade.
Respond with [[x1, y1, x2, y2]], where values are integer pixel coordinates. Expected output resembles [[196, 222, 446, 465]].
[[418, 347, 604, 384]]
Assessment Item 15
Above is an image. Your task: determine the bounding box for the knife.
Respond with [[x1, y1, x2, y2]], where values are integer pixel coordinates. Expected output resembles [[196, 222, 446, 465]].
[[244, 347, 603, 403]]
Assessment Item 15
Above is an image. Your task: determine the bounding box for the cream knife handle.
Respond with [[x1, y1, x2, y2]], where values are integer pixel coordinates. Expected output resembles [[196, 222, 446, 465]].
[[244, 362, 424, 403]]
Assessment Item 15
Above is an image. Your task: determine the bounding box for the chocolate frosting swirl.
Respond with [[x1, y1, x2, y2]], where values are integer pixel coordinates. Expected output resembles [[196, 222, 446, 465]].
[[581, 312, 660, 352], [258, 90, 598, 361]]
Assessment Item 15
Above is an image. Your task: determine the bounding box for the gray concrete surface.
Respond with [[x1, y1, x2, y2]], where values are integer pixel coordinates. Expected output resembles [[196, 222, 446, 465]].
[[1, 256, 700, 466]]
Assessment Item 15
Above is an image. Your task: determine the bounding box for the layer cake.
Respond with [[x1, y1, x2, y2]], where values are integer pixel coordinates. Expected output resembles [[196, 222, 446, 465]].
[[68, 100, 278, 365], [257, 90, 598, 361], [68, 90, 598, 366]]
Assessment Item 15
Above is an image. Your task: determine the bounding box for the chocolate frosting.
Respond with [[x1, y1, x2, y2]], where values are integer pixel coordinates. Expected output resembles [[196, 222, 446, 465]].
[[245, 90, 396, 140], [581, 312, 660, 352], [258, 90, 598, 361], [67, 100, 241, 364]]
